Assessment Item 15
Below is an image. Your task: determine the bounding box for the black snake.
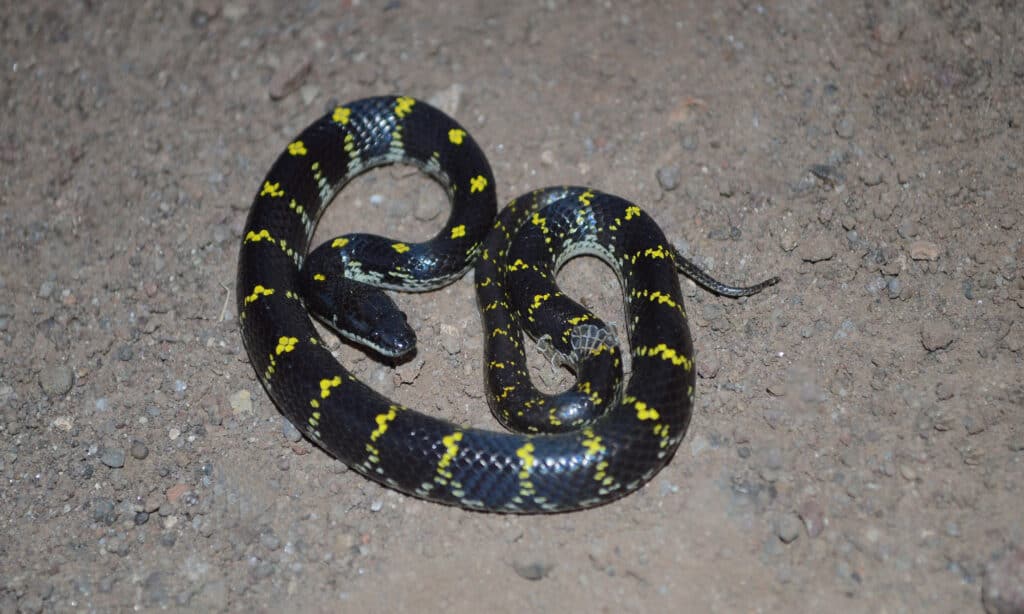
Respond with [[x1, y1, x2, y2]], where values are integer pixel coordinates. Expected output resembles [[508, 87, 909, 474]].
[[236, 95, 777, 512]]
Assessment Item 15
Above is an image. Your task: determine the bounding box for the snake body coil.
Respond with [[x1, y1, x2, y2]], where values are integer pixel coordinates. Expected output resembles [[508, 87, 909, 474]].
[[237, 96, 776, 512]]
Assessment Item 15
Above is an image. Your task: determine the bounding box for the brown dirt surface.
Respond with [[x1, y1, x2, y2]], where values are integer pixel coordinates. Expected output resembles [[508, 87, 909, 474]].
[[2, 1, 1023, 612]]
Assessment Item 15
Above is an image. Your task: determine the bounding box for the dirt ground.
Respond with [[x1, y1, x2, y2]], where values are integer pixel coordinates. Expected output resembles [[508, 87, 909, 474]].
[[2, 1, 1023, 612]]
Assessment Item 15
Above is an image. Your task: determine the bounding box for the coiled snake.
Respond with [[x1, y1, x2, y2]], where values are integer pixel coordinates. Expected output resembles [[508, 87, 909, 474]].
[[237, 96, 777, 512]]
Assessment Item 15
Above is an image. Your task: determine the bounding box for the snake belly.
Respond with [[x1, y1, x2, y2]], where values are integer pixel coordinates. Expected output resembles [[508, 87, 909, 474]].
[[237, 96, 694, 512]]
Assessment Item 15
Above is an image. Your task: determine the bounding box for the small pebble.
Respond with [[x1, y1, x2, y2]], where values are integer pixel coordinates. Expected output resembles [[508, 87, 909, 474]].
[[808, 164, 846, 186], [268, 55, 312, 100], [413, 194, 443, 221], [259, 530, 281, 551], [798, 499, 825, 537], [909, 240, 940, 261], [834, 319, 857, 341], [834, 116, 855, 139], [921, 321, 956, 352], [427, 82, 464, 116], [130, 440, 149, 460], [39, 280, 56, 298], [100, 448, 126, 469], [439, 324, 462, 355], [798, 233, 836, 263], [697, 355, 720, 379], [92, 498, 116, 524], [512, 560, 553, 581], [963, 415, 986, 435], [897, 219, 918, 239], [299, 84, 319, 106], [777, 513, 802, 543], [865, 276, 888, 295], [860, 169, 884, 186], [281, 418, 303, 443], [166, 483, 190, 504], [39, 365, 74, 396], [886, 277, 902, 299], [656, 165, 681, 191], [230, 389, 253, 415]]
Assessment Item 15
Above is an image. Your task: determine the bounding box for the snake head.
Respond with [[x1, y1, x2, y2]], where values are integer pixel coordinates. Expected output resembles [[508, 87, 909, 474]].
[[346, 296, 417, 358], [300, 264, 417, 359]]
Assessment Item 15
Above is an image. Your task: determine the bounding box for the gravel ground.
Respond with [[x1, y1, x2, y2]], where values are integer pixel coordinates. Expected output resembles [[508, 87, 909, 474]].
[[2, 1, 1023, 612]]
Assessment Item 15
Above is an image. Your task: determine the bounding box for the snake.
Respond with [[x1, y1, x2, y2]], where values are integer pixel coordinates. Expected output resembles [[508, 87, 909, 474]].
[[236, 95, 778, 513]]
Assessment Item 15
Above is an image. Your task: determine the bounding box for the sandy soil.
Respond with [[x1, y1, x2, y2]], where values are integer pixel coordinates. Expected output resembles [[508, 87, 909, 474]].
[[2, 1, 1023, 612]]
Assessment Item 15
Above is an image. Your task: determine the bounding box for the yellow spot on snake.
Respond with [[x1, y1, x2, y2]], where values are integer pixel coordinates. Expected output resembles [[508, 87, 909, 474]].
[[244, 229, 275, 244], [644, 245, 669, 259], [450, 224, 466, 239], [639, 343, 693, 370], [332, 106, 351, 124], [275, 336, 297, 354], [370, 407, 398, 442], [436, 431, 463, 481], [394, 96, 416, 118], [319, 375, 342, 399], [308, 411, 321, 427], [578, 190, 595, 206], [582, 431, 605, 456], [530, 293, 550, 310], [531, 212, 547, 230], [448, 128, 465, 145], [625, 205, 641, 219], [470, 175, 488, 193], [287, 141, 307, 156], [648, 291, 677, 307], [507, 258, 528, 272], [634, 400, 660, 421], [244, 285, 274, 305], [260, 181, 284, 198], [331, 237, 349, 248], [516, 442, 536, 479], [392, 242, 410, 254], [313, 273, 326, 281]]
